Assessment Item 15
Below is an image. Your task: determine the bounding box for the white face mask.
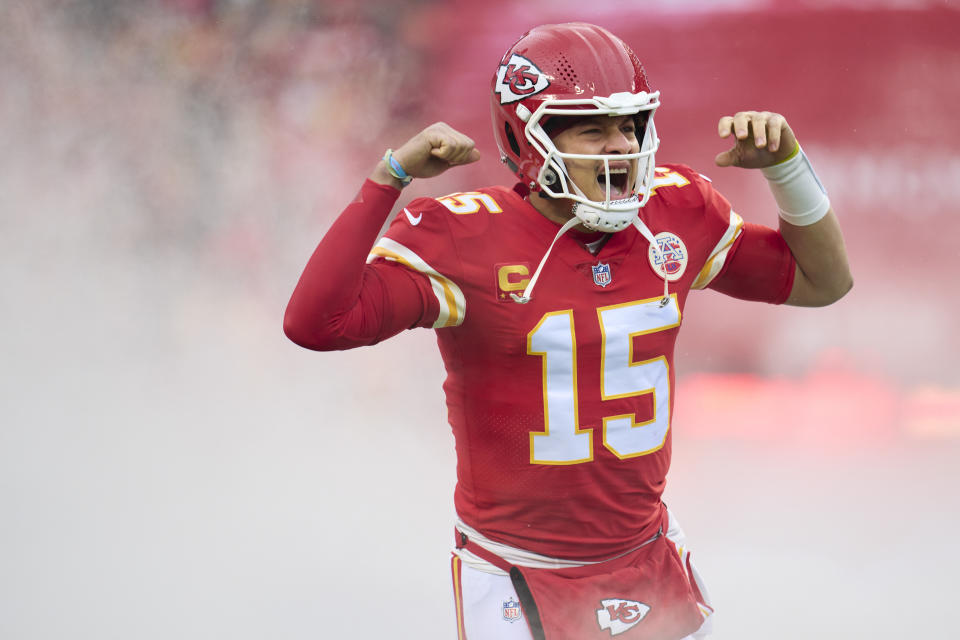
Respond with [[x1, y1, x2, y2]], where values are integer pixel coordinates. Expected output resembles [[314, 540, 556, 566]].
[[517, 91, 661, 233]]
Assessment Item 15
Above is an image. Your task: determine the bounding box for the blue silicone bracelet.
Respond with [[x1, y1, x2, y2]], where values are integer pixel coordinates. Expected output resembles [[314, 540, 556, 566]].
[[383, 149, 413, 186]]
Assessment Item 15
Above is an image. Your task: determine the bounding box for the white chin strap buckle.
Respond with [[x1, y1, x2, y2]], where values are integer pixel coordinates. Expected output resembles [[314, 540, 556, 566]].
[[571, 197, 640, 233]]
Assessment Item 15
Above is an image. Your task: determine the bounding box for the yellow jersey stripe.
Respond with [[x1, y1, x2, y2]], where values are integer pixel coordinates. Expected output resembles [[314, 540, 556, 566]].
[[367, 238, 466, 328], [691, 210, 744, 290], [451, 555, 467, 640]]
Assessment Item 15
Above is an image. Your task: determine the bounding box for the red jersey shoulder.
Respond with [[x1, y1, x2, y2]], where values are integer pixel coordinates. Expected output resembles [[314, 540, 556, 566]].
[[389, 185, 521, 240], [433, 187, 515, 217], [387, 193, 451, 238], [648, 163, 716, 208], [647, 163, 733, 229], [374, 185, 522, 280], [387, 187, 522, 255]]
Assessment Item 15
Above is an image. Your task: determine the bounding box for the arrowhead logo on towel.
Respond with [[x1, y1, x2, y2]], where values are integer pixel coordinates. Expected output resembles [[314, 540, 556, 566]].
[[596, 598, 650, 636]]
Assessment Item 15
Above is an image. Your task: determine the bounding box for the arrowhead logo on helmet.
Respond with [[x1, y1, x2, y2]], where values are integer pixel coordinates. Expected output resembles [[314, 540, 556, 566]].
[[495, 54, 550, 104]]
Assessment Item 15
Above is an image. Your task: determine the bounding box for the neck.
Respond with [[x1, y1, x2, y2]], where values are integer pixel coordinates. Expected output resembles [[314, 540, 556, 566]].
[[527, 191, 609, 246], [528, 191, 589, 231]]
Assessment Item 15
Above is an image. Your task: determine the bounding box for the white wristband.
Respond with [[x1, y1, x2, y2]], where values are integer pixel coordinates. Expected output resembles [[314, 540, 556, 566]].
[[760, 145, 830, 226]]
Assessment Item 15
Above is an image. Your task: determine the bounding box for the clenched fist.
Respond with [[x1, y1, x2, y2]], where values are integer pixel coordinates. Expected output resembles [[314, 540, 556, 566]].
[[373, 122, 481, 188]]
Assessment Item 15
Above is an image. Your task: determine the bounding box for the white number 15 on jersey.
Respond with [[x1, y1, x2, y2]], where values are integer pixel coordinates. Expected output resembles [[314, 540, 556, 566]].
[[526, 295, 680, 465]]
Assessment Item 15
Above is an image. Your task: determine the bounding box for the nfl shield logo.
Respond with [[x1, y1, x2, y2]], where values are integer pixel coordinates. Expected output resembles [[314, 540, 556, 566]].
[[502, 597, 523, 623], [592, 262, 612, 287]]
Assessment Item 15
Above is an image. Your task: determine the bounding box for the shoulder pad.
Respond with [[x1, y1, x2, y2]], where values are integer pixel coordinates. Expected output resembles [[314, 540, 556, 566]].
[[649, 163, 710, 207], [432, 189, 507, 216]]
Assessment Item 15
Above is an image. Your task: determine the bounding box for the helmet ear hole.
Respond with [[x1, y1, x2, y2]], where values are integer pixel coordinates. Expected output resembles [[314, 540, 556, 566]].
[[504, 123, 522, 157], [542, 167, 559, 186]]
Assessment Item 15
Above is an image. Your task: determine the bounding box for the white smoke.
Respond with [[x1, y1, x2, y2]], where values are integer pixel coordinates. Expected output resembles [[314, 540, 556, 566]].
[[1, 3, 957, 639]]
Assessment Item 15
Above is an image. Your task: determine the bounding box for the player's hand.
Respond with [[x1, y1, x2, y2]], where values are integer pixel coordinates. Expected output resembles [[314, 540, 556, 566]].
[[714, 111, 798, 169], [389, 122, 481, 180]]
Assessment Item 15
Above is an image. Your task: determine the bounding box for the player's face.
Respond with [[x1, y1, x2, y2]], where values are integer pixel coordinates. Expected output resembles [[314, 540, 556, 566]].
[[550, 114, 641, 203]]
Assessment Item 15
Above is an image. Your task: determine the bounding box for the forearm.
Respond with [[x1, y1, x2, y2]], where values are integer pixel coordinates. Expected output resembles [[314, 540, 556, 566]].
[[779, 209, 853, 307], [760, 146, 852, 307]]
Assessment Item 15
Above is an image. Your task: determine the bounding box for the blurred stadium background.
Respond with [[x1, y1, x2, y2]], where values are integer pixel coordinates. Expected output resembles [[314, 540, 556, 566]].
[[1, 0, 958, 638]]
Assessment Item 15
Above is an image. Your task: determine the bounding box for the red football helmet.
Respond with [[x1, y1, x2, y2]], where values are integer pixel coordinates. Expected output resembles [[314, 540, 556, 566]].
[[491, 23, 660, 232]]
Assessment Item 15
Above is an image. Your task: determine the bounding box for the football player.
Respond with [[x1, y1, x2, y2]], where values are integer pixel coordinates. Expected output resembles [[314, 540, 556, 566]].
[[284, 22, 851, 640]]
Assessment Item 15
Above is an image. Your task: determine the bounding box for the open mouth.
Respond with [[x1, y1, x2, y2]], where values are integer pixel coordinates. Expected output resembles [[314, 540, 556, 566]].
[[597, 166, 631, 200]]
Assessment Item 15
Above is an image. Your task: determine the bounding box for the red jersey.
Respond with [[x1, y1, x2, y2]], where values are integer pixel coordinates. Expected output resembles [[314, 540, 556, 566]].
[[363, 164, 792, 560]]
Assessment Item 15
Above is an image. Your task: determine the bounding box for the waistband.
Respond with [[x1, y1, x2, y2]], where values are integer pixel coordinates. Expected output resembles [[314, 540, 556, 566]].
[[453, 509, 669, 576]]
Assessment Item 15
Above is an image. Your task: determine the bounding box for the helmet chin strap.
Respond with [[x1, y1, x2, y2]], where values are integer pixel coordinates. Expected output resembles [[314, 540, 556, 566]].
[[571, 196, 640, 233], [511, 213, 671, 306], [510, 217, 581, 304]]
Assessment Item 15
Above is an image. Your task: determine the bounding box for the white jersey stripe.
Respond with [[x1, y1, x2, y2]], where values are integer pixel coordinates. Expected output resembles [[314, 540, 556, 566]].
[[367, 237, 466, 328], [691, 210, 744, 290]]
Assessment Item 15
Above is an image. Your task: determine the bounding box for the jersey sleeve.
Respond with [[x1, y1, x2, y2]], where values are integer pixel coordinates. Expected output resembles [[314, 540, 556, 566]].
[[283, 179, 441, 351], [681, 168, 796, 304], [367, 195, 468, 329], [706, 222, 796, 304]]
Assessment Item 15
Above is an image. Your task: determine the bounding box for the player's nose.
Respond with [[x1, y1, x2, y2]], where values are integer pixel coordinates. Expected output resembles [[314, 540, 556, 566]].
[[602, 128, 634, 154]]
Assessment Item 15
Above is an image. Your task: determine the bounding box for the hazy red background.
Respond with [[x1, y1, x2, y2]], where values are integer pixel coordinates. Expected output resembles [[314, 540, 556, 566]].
[[1, 1, 957, 639]]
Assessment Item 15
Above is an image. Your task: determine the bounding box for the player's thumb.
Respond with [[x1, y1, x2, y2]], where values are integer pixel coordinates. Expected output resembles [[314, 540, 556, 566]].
[[714, 150, 737, 167]]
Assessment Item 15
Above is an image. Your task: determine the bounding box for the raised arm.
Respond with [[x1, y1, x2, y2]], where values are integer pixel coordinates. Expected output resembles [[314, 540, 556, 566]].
[[283, 123, 480, 350], [715, 111, 853, 307]]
